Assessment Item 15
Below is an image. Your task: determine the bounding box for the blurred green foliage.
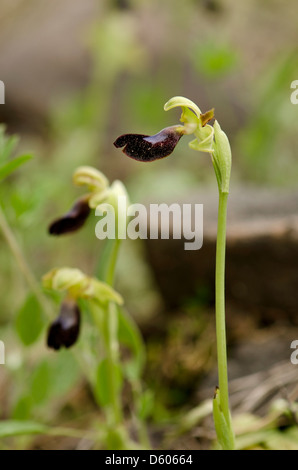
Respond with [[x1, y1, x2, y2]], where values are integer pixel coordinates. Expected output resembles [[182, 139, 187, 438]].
[[192, 40, 239, 79], [236, 50, 298, 183], [15, 294, 44, 346]]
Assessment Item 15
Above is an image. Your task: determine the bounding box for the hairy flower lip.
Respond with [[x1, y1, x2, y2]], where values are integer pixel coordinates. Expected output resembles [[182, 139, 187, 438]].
[[47, 300, 81, 350], [113, 126, 183, 162], [48, 197, 91, 235]]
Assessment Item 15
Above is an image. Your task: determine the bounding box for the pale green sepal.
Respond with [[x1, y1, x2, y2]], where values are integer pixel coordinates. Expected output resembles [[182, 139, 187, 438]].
[[179, 107, 200, 135], [43, 268, 85, 292], [189, 124, 215, 153], [88, 188, 111, 209], [108, 180, 130, 237], [81, 278, 124, 306], [73, 166, 109, 192], [89, 179, 130, 219], [109, 180, 131, 211], [164, 96, 202, 117]]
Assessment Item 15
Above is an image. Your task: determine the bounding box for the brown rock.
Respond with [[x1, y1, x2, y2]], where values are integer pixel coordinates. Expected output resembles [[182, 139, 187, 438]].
[[144, 187, 298, 323]]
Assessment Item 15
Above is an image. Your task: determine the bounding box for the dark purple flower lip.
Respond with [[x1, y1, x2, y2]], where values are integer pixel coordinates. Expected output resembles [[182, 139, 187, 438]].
[[48, 196, 91, 235], [47, 300, 81, 350], [113, 126, 184, 162]]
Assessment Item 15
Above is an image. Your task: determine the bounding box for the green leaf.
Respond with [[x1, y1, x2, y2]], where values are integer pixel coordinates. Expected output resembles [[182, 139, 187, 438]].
[[213, 389, 235, 450], [106, 427, 128, 451], [138, 389, 154, 420], [0, 154, 32, 182], [15, 294, 45, 346], [31, 361, 51, 405], [96, 238, 117, 282], [48, 350, 80, 398], [117, 306, 146, 380], [0, 133, 19, 163], [0, 420, 47, 438], [12, 395, 33, 421], [192, 41, 238, 79], [95, 358, 123, 407]]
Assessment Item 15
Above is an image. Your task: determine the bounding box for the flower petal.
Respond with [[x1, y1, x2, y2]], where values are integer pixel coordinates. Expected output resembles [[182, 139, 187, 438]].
[[114, 126, 183, 162], [47, 300, 81, 350], [73, 166, 109, 192], [164, 96, 202, 117], [48, 197, 91, 235]]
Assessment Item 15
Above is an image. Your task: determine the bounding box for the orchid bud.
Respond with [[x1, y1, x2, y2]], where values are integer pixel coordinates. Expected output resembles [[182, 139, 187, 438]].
[[113, 126, 184, 162], [43, 267, 123, 306], [47, 299, 81, 350], [43, 267, 86, 292], [48, 196, 91, 235]]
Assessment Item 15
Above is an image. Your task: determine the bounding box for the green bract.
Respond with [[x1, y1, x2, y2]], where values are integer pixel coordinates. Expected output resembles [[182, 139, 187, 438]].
[[213, 388, 235, 450], [213, 121, 232, 194]]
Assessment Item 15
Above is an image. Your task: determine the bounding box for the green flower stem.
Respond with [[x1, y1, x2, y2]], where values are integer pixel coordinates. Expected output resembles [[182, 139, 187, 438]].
[[215, 190, 235, 449], [131, 380, 151, 449], [91, 300, 123, 429], [105, 238, 121, 286], [93, 238, 125, 442], [95, 220, 150, 447], [105, 301, 123, 425], [105, 237, 151, 448], [103, 238, 123, 424]]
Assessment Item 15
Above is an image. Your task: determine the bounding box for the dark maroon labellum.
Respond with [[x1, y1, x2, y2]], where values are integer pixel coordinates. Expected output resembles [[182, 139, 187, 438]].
[[47, 300, 81, 350], [48, 197, 91, 235], [113, 126, 183, 162]]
